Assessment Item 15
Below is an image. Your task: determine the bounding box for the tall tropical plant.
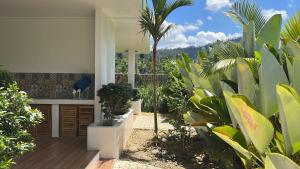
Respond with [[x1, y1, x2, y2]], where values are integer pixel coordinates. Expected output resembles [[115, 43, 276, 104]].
[[139, 0, 193, 136]]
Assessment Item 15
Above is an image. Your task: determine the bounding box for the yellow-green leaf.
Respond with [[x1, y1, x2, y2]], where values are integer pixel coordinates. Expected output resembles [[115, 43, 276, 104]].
[[230, 95, 274, 154], [265, 153, 300, 169], [276, 85, 300, 155], [213, 125, 253, 160]]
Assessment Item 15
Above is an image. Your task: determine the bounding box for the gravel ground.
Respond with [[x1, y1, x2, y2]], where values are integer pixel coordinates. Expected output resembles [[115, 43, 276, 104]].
[[119, 129, 221, 169]]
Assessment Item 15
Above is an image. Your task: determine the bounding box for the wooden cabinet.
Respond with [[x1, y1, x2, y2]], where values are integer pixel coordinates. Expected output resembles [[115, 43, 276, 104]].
[[60, 105, 94, 138], [60, 105, 77, 137], [78, 106, 94, 137], [31, 105, 52, 138]]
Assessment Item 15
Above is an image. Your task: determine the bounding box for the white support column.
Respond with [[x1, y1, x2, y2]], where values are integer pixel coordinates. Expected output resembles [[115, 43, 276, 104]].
[[128, 49, 136, 87], [94, 9, 116, 123]]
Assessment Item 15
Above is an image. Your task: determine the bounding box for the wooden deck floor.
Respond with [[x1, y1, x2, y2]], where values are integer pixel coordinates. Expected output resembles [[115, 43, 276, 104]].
[[12, 138, 98, 169]]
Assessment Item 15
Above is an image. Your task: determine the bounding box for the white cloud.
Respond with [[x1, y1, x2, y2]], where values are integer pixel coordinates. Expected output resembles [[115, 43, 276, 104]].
[[206, 0, 232, 12], [262, 9, 288, 20], [157, 21, 241, 49], [207, 16, 213, 20]]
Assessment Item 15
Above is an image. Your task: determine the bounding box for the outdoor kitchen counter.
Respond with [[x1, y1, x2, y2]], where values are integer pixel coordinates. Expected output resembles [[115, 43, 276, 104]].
[[31, 99, 95, 105], [30, 99, 95, 138]]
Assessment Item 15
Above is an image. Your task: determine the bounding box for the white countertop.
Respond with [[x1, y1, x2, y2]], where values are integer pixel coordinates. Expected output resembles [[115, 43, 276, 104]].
[[31, 99, 95, 105]]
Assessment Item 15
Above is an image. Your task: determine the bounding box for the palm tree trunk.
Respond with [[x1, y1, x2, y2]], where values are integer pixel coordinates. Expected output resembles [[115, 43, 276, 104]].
[[152, 43, 158, 137]]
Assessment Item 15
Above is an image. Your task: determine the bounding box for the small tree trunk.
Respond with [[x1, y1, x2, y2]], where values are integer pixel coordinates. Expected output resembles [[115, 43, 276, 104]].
[[152, 43, 159, 137]]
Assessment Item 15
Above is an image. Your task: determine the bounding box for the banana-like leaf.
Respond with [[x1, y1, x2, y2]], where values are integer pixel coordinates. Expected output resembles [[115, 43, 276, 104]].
[[276, 85, 300, 155], [183, 111, 216, 126], [213, 125, 253, 160], [243, 21, 255, 57], [286, 40, 300, 58], [237, 58, 256, 103], [221, 83, 238, 127], [265, 153, 300, 169], [230, 95, 274, 154], [224, 91, 250, 144], [259, 47, 288, 118], [256, 14, 282, 50], [289, 57, 300, 94]]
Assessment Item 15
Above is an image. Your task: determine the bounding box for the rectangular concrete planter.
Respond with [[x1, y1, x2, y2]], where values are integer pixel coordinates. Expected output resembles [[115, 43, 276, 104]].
[[87, 109, 134, 159], [131, 99, 142, 115]]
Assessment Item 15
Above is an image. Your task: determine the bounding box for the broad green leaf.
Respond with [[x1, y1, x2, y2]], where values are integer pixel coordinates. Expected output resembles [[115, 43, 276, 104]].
[[221, 84, 238, 127], [230, 95, 274, 154], [265, 153, 300, 169], [236, 58, 256, 103], [213, 125, 253, 160], [276, 85, 300, 155], [290, 57, 300, 94], [286, 40, 300, 57], [224, 91, 250, 144], [243, 21, 255, 57], [259, 46, 288, 118], [256, 14, 282, 50], [183, 111, 216, 126], [189, 72, 213, 91]]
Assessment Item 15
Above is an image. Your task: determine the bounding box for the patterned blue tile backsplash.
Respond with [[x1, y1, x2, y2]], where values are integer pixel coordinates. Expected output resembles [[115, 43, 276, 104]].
[[15, 73, 95, 99]]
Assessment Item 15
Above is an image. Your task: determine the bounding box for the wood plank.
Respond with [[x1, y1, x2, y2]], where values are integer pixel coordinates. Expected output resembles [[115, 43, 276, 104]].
[[12, 138, 98, 169]]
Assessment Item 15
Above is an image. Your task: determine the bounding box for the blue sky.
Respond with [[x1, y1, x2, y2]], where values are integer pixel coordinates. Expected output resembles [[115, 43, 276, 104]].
[[151, 0, 299, 49]]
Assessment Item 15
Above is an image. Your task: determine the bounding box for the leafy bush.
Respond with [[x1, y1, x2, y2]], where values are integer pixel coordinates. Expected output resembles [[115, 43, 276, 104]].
[[0, 69, 15, 89], [138, 85, 168, 113], [0, 83, 43, 168], [131, 88, 140, 101], [97, 83, 133, 123], [179, 2, 300, 168]]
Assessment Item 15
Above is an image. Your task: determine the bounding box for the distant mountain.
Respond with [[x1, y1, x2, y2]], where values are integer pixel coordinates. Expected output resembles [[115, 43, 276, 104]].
[[157, 37, 242, 60]]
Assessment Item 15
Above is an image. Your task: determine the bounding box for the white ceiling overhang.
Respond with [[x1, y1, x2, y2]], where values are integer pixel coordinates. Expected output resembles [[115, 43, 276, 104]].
[[0, 0, 150, 53]]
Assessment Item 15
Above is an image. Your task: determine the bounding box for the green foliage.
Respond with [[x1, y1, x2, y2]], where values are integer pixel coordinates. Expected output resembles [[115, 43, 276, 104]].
[[97, 83, 133, 123], [0, 83, 43, 168], [282, 11, 300, 44], [174, 1, 300, 168], [0, 70, 15, 89], [138, 85, 167, 113]]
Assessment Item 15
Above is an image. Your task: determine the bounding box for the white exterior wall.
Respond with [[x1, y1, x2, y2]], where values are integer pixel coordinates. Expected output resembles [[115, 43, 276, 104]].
[[0, 17, 95, 73], [94, 9, 116, 122]]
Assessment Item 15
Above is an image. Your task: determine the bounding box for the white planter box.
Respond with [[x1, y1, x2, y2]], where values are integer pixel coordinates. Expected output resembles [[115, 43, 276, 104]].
[[131, 99, 142, 115], [87, 109, 134, 159]]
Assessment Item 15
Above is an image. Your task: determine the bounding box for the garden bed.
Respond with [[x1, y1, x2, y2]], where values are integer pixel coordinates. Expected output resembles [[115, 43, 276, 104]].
[[119, 129, 222, 169]]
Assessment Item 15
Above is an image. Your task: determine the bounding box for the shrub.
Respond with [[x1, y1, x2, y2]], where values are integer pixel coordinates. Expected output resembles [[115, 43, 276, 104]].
[[138, 85, 168, 113], [0, 69, 15, 89], [0, 83, 43, 168], [97, 83, 133, 123], [131, 88, 140, 101]]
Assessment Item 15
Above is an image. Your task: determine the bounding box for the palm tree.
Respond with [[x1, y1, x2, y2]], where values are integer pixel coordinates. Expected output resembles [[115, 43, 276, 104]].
[[139, 0, 193, 136]]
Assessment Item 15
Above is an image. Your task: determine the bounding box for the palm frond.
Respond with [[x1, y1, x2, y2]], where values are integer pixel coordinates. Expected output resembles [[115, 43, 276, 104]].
[[139, 0, 192, 42], [161, 0, 193, 21], [227, 0, 266, 35], [213, 41, 247, 60], [282, 11, 300, 44]]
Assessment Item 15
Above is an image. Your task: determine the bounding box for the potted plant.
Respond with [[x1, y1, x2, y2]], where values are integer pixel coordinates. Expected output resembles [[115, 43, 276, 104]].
[[88, 83, 135, 158], [131, 88, 142, 115], [97, 83, 133, 126]]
